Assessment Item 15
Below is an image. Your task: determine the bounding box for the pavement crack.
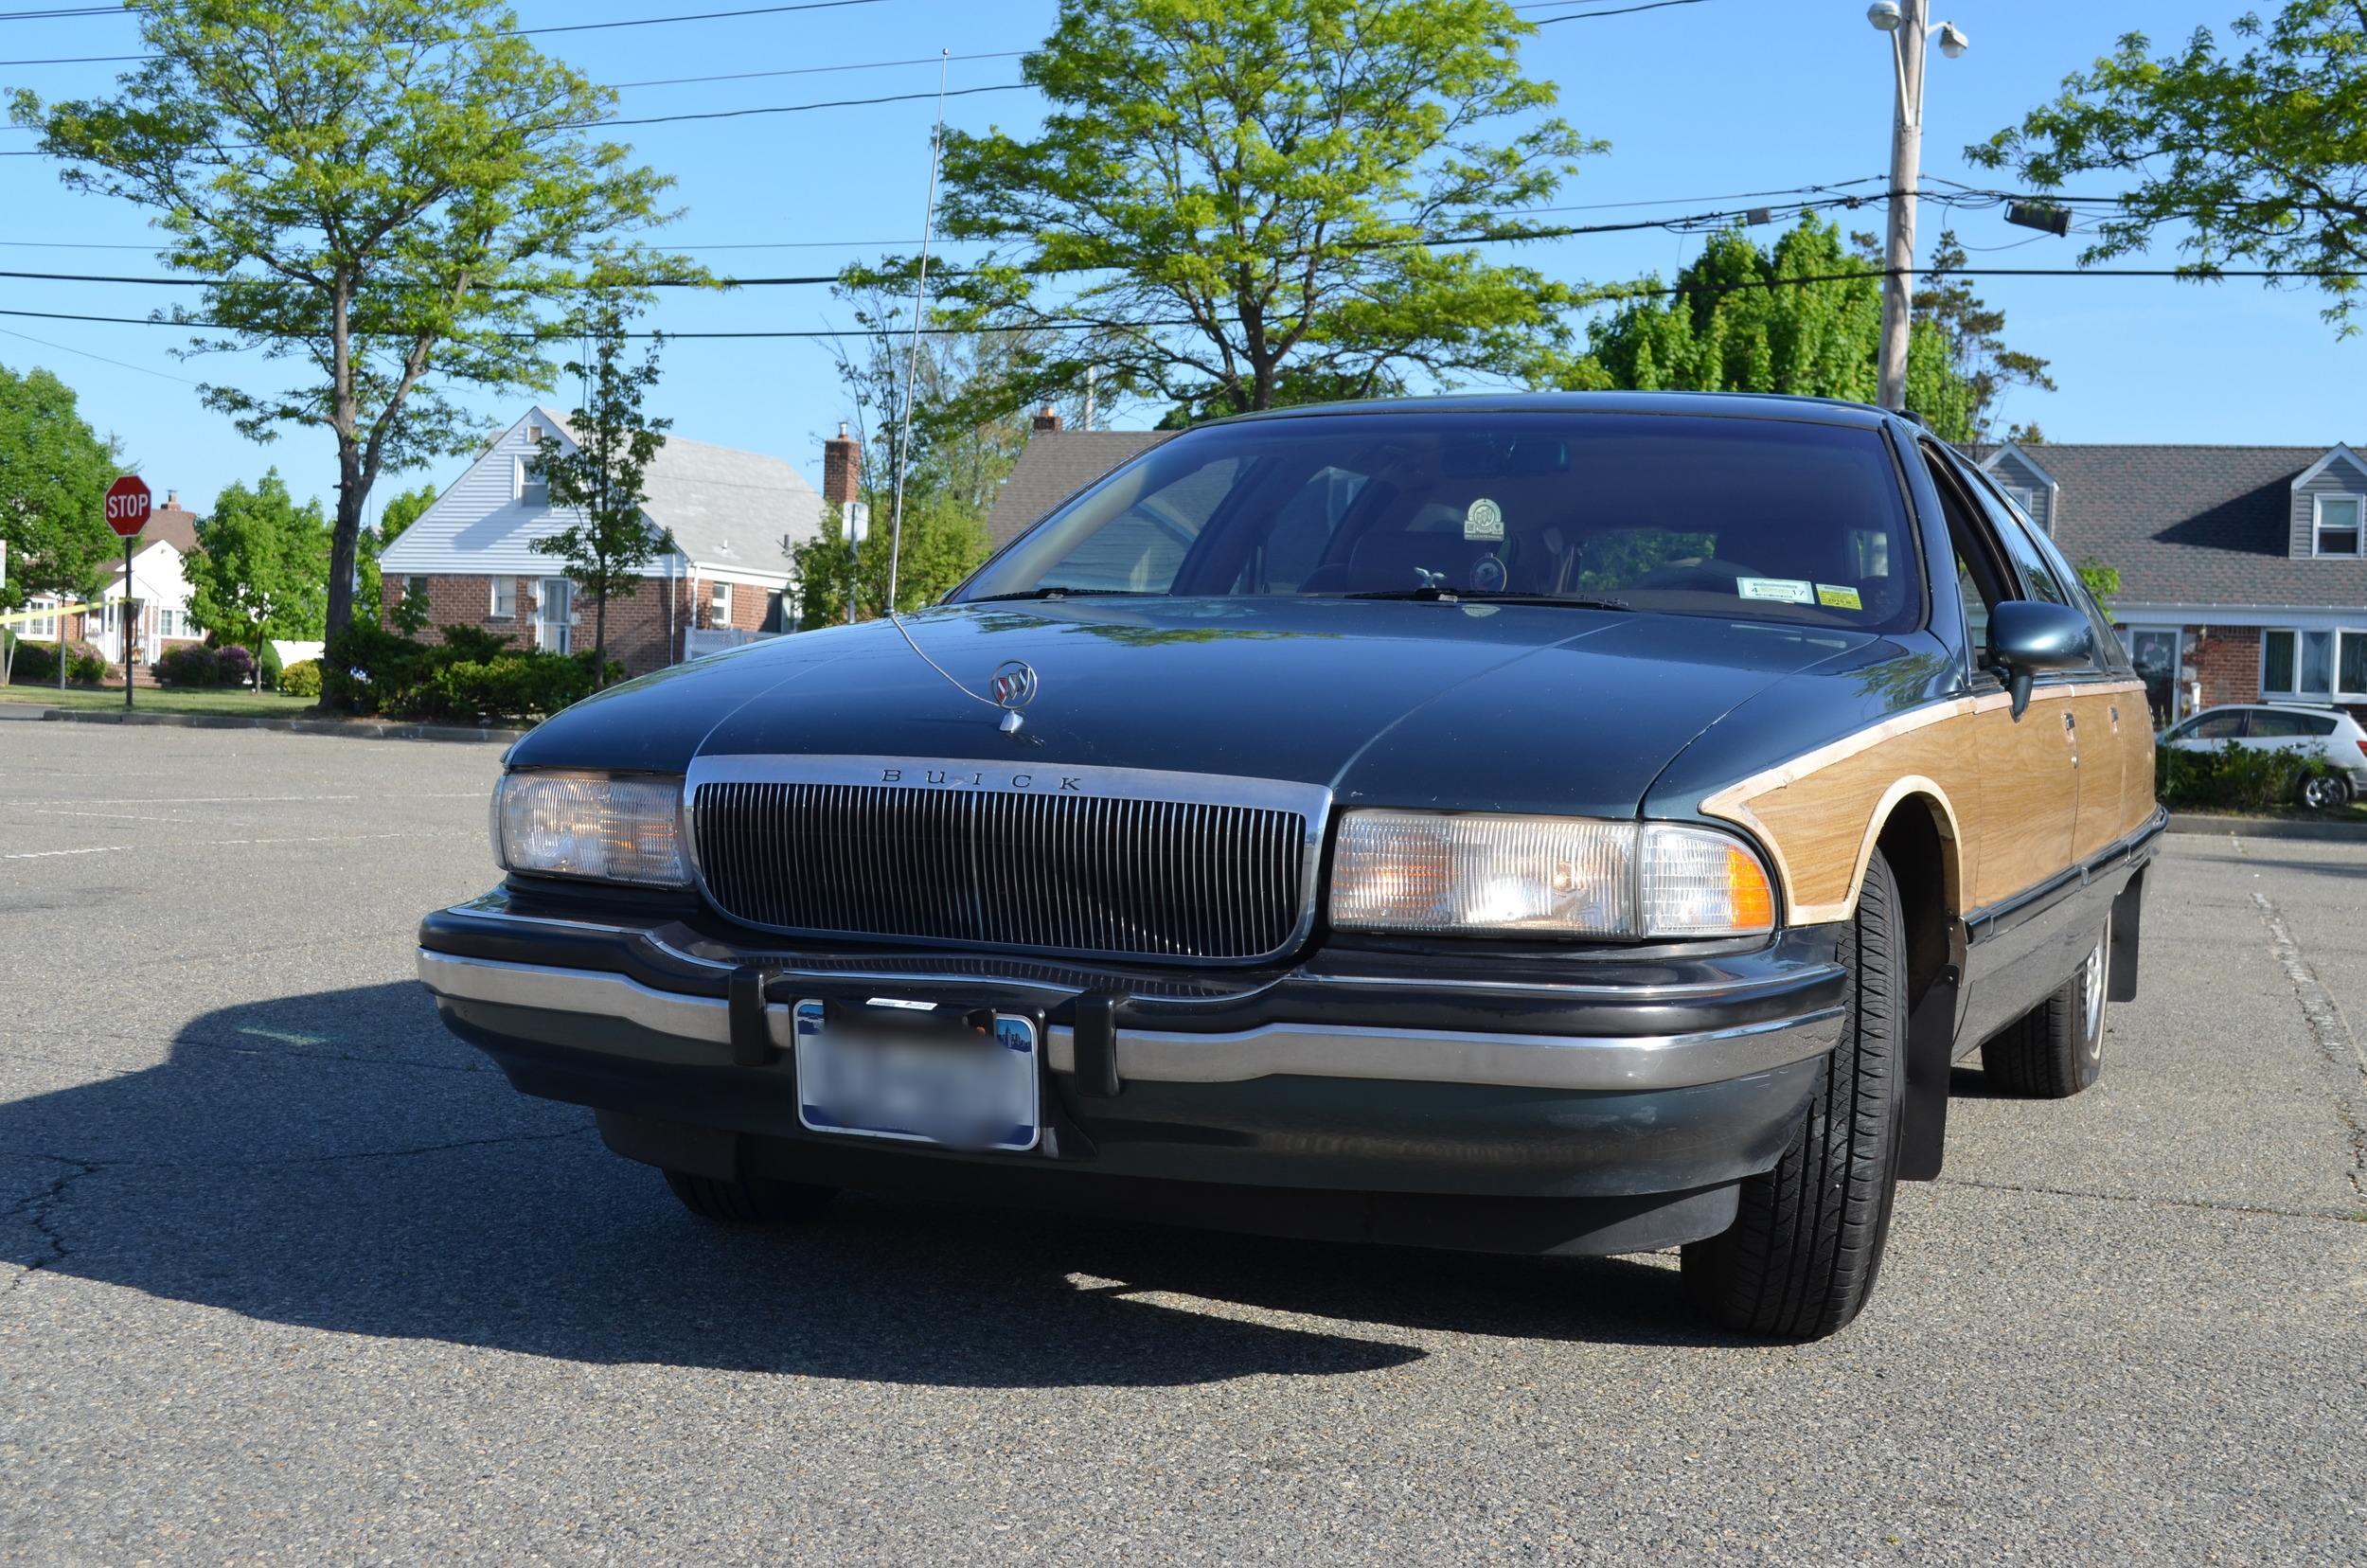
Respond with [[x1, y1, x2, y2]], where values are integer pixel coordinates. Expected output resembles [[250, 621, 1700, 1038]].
[[1932, 1174, 2361, 1222], [0, 1154, 102, 1301], [2251, 891, 2367, 1200]]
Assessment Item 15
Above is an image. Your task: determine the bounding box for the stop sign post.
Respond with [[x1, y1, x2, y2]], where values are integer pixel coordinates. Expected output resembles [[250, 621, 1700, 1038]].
[[104, 475, 151, 710]]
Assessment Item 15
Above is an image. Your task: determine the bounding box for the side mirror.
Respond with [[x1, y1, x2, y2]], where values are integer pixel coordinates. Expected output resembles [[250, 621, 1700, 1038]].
[[1987, 599, 2092, 721]]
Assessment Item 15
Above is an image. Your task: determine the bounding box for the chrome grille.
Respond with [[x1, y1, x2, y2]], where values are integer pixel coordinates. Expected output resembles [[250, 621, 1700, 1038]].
[[692, 780, 1309, 959]]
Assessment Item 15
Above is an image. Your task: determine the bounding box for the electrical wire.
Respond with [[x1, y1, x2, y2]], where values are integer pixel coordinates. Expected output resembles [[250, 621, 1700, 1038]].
[[612, 48, 1020, 89], [0, 0, 898, 65]]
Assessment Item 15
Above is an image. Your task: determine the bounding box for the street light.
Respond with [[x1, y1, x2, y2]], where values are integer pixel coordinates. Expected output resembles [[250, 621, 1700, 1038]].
[[1867, 1, 1968, 412]]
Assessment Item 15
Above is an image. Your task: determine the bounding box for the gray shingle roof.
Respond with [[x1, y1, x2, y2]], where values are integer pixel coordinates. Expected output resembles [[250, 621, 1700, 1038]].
[[985, 430, 1172, 545], [1975, 443, 2367, 609], [635, 434, 821, 576]]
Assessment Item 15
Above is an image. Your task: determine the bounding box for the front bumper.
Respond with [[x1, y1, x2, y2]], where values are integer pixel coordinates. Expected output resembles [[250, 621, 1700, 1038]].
[[419, 885, 1847, 1254]]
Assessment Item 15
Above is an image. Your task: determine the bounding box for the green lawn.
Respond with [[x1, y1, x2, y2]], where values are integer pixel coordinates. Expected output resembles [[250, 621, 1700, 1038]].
[[1, 683, 324, 717]]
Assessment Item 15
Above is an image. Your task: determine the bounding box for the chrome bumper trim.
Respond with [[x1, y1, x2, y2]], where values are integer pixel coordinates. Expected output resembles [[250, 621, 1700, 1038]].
[[1045, 1011, 1841, 1093], [418, 950, 732, 1045], [419, 948, 1842, 1093]]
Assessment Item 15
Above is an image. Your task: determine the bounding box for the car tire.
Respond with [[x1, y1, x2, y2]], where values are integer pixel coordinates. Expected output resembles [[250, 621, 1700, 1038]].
[[2301, 772, 2352, 811], [663, 1168, 839, 1223], [1980, 921, 2108, 1098], [1682, 849, 1908, 1340]]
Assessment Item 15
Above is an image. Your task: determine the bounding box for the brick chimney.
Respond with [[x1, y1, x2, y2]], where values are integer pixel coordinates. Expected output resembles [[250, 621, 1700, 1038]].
[[823, 420, 861, 506], [1032, 403, 1063, 434]]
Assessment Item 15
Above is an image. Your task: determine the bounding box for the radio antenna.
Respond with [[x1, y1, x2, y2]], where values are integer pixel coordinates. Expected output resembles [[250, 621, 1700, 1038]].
[[886, 48, 948, 615], [878, 51, 1025, 731]]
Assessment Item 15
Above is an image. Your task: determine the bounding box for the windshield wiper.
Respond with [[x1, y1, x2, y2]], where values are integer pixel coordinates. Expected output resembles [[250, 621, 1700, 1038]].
[[1463, 592, 1632, 611], [967, 587, 1140, 603]]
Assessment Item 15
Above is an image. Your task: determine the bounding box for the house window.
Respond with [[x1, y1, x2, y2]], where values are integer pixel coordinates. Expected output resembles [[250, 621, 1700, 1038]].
[[709, 580, 733, 626], [515, 456, 548, 507], [2315, 494, 2363, 555], [2262, 627, 2367, 699], [2000, 485, 2040, 524], [538, 578, 572, 654], [491, 577, 517, 617], [25, 597, 56, 639]]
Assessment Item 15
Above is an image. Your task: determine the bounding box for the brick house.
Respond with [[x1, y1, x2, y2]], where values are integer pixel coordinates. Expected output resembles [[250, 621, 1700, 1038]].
[[1979, 441, 2367, 729], [375, 409, 825, 676]]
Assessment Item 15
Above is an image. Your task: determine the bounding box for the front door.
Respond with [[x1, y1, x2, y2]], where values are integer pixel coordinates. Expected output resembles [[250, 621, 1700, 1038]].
[[2128, 629, 2183, 729], [1925, 446, 2089, 1046]]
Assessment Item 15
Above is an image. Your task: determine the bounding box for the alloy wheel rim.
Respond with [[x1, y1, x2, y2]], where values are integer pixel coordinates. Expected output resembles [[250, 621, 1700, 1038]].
[[2081, 938, 2107, 1055]]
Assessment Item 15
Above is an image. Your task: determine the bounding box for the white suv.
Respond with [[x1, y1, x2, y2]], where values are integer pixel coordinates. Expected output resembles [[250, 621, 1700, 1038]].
[[2158, 703, 2367, 808]]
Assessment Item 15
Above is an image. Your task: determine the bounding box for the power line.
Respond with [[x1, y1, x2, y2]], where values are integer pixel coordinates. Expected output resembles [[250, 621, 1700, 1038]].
[[6, 268, 2357, 339], [1531, 0, 1713, 19], [0, 79, 1025, 153], [613, 48, 1021, 90], [0, 0, 899, 65], [0, 323, 200, 383], [604, 80, 1020, 128]]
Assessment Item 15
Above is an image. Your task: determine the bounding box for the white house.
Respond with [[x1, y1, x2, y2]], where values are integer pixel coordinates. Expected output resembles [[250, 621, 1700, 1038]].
[[376, 408, 825, 673]]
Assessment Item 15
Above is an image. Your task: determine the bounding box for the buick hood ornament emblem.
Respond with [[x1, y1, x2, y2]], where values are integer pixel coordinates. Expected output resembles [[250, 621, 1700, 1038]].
[[989, 660, 1039, 733]]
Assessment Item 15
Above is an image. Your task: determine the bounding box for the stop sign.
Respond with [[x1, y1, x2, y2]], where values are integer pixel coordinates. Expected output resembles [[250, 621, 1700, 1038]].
[[104, 474, 151, 539]]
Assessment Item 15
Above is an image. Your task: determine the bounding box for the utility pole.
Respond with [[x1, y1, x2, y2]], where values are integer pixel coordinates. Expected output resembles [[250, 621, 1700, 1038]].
[[1867, 1, 1967, 412]]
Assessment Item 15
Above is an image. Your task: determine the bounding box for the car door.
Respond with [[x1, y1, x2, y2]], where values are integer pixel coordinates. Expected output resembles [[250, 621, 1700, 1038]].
[[1921, 444, 2087, 1046]]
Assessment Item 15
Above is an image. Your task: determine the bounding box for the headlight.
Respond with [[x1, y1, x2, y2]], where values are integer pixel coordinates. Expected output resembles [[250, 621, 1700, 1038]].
[[1328, 811, 1774, 939], [491, 773, 690, 888]]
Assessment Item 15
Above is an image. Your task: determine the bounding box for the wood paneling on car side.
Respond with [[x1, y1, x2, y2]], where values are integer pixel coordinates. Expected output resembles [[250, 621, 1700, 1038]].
[[1702, 677, 2151, 926]]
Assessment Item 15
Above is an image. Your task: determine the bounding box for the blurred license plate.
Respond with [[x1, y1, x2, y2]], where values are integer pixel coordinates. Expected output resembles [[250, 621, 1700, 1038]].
[[792, 1000, 1040, 1152]]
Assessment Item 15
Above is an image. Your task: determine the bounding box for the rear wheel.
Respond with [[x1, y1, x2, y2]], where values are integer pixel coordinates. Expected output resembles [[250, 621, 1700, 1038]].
[[1981, 923, 2107, 1098], [1682, 849, 1908, 1339], [2302, 772, 2352, 811], [663, 1168, 838, 1223]]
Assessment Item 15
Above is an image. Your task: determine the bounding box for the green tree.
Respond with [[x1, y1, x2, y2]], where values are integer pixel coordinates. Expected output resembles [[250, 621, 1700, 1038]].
[[908, 0, 1599, 425], [12, 0, 691, 645], [357, 482, 437, 627], [789, 288, 1019, 627], [1916, 233, 2056, 444], [1970, 2, 2367, 330], [529, 292, 673, 686], [1579, 218, 1980, 440], [187, 470, 333, 672], [0, 362, 120, 684]]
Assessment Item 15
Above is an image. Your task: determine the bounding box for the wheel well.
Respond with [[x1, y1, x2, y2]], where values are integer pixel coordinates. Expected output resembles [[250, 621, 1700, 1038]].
[[1876, 799, 1954, 1012]]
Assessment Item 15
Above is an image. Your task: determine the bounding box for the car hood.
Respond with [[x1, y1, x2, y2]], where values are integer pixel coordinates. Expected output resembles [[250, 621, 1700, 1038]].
[[508, 599, 1872, 818]]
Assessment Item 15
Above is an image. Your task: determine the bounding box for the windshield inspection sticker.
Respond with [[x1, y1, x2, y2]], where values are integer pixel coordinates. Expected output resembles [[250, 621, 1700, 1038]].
[[1736, 577, 1815, 605], [1464, 498, 1504, 541], [1816, 583, 1863, 610]]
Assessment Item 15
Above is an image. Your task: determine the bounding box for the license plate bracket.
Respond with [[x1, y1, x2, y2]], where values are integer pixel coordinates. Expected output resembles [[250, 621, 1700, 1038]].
[[792, 998, 1041, 1152]]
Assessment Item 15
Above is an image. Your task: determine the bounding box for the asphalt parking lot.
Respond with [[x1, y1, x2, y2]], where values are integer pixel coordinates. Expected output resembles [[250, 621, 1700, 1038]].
[[2, 722, 2362, 1566]]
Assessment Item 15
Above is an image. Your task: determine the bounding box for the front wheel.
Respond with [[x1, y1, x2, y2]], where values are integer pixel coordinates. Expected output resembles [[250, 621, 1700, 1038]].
[[1682, 849, 1908, 1339], [1981, 922, 2107, 1098], [2302, 772, 2352, 811]]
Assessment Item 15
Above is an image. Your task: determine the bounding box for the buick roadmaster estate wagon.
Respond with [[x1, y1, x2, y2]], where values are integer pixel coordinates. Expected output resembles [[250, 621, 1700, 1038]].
[[418, 393, 2159, 1339]]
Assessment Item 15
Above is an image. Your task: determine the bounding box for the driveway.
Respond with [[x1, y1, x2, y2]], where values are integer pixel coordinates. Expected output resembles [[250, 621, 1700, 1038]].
[[2, 724, 2360, 1564]]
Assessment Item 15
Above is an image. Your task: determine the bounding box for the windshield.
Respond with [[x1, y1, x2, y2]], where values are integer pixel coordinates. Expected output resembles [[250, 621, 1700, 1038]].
[[955, 410, 1924, 633]]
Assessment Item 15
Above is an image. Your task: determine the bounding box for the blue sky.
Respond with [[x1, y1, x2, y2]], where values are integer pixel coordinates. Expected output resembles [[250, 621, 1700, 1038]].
[[0, 0, 2350, 526]]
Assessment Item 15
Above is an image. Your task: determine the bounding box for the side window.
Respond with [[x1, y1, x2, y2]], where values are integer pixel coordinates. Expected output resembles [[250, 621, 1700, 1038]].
[[1953, 455, 2113, 676], [1244, 466, 1367, 593], [2192, 711, 2248, 739], [1915, 442, 2011, 668], [2248, 710, 2310, 739], [1036, 458, 1246, 594]]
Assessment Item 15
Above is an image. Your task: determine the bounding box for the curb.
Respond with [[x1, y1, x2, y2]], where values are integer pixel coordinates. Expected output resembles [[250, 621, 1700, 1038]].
[[33, 708, 526, 745], [2165, 812, 2367, 842]]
